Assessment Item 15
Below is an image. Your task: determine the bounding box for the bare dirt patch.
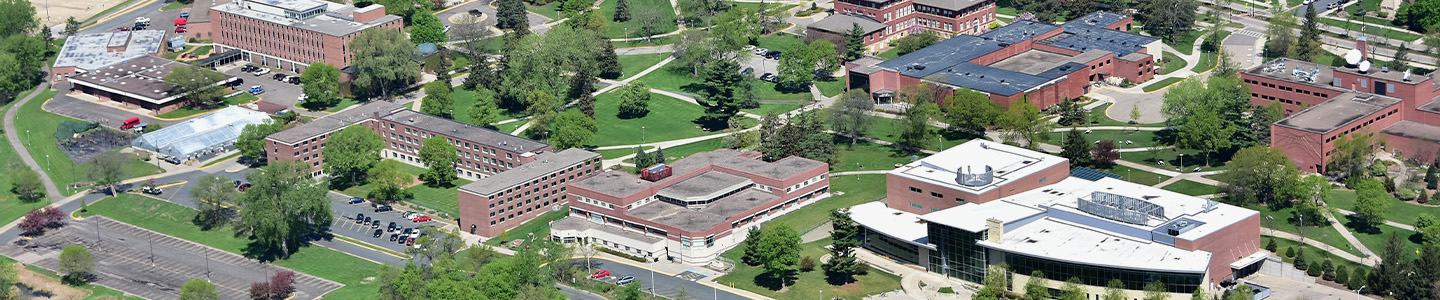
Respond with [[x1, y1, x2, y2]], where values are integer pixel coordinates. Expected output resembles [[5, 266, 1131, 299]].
[[15, 262, 89, 300], [33, 0, 130, 26]]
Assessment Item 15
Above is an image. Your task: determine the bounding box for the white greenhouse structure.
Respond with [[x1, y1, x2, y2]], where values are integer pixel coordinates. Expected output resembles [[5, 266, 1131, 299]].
[[132, 106, 272, 163]]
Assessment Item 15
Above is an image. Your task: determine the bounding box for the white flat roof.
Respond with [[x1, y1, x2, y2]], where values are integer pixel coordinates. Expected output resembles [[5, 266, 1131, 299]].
[[54, 30, 167, 70], [849, 201, 930, 245], [919, 198, 1044, 232], [999, 177, 1256, 240], [888, 140, 1065, 196], [979, 218, 1213, 273]]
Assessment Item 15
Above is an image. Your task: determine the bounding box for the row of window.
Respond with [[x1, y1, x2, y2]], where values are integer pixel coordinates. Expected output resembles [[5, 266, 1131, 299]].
[[1245, 78, 1332, 99], [217, 13, 331, 64], [1324, 109, 1398, 143]]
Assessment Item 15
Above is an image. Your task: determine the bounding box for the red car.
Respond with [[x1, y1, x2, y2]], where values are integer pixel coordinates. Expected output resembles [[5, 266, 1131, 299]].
[[412, 216, 432, 222], [237, 183, 252, 192], [116, 27, 130, 31], [406, 237, 416, 246], [174, 27, 187, 33], [590, 270, 610, 278]]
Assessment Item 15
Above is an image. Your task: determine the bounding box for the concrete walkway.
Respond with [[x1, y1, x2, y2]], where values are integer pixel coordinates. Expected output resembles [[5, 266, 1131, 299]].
[[4, 82, 63, 200], [854, 248, 968, 299], [1334, 208, 1417, 232], [1266, 228, 1377, 266]]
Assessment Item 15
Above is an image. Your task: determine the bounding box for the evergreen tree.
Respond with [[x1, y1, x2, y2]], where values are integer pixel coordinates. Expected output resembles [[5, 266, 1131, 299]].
[[1387, 43, 1410, 71], [1285, 246, 1295, 258], [651, 147, 666, 165], [1266, 239, 1277, 252], [1349, 267, 1367, 290], [823, 209, 862, 283], [843, 23, 866, 61], [597, 42, 622, 79], [1420, 189, 1430, 204], [1060, 129, 1092, 167], [634, 147, 651, 169], [497, 0, 529, 32], [1307, 261, 1322, 277], [1335, 265, 1349, 285], [420, 81, 454, 119], [614, 0, 632, 22], [1426, 162, 1439, 189], [1292, 4, 1322, 60], [697, 59, 745, 129], [741, 226, 762, 265], [1322, 259, 1335, 280], [578, 92, 596, 118], [1294, 246, 1307, 269]]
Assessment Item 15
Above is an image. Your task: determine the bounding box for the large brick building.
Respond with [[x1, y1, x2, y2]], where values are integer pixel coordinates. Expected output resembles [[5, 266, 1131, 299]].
[[1242, 37, 1440, 172], [197, 0, 403, 73], [458, 149, 601, 237], [816, 0, 997, 51], [847, 11, 1159, 108], [551, 149, 831, 264]]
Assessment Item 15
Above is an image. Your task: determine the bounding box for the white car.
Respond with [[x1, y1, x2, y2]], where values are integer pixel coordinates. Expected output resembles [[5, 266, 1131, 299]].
[[298, 94, 308, 101], [253, 68, 271, 76], [754, 48, 769, 55]]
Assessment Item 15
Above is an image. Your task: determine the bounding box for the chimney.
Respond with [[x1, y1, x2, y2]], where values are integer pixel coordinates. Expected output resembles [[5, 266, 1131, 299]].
[[1357, 36, 1369, 60], [986, 218, 1003, 243]]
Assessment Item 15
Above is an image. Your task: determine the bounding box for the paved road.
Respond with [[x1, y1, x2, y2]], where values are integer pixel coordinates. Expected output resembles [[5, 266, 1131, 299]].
[[43, 84, 182, 127], [76, 0, 166, 35], [573, 258, 752, 300]]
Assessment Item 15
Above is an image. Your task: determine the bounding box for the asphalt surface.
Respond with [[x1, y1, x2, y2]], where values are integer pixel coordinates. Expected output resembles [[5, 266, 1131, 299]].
[[326, 191, 443, 257], [220, 64, 306, 111], [574, 258, 751, 300], [42, 86, 183, 129], [76, 0, 167, 36]]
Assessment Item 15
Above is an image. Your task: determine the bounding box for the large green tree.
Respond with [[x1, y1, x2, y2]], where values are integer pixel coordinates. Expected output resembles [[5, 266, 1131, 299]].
[[367, 160, 414, 204], [1329, 132, 1378, 181], [180, 279, 219, 300], [756, 224, 801, 288], [59, 245, 93, 282], [236, 123, 287, 163], [420, 81, 455, 119], [843, 23, 866, 61], [496, 0, 529, 32], [0, 0, 37, 36], [11, 167, 43, 202], [1395, 0, 1440, 32], [1058, 278, 1086, 300], [191, 175, 242, 229], [823, 209, 862, 283], [300, 63, 342, 109], [777, 41, 819, 87], [324, 125, 385, 186], [1264, 12, 1298, 58], [895, 31, 940, 56], [408, 10, 448, 44], [697, 59, 746, 129], [829, 89, 875, 145], [350, 28, 419, 98], [418, 136, 459, 185], [467, 88, 503, 128], [943, 88, 1002, 134], [999, 99, 1052, 150], [1353, 178, 1393, 230], [1060, 129, 1092, 167], [551, 111, 598, 149], [1136, 0, 1199, 41], [1289, 4, 1323, 61], [1023, 271, 1050, 300], [1177, 109, 1234, 166], [163, 64, 229, 107], [1219, 146, 1301, 206], [89, 152, 128, 197], [617, 82, 651, 119], [897, 100, 939, 152], [238, 160, 333, 258]]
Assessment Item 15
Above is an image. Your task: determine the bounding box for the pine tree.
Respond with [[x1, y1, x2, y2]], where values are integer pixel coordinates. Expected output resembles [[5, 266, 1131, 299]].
[[844, 23, 866, 61], [597, 42, 622, 79], [1265, 239, 1277, 252], [1387, 44, 1410, 71], [1419, 189, 1430, 204], [1322, 259, 1335, 280], [741, 226, 763, 265], [1295, 247, 1308, 269], [634, 147, 651, 169], [614, 0, 632, 22], [497, 0, 529, 32], [1426, 159, 1438, 189], [1349, 268, 1367, 290], [1307, 261, 1322, 276], [1335, 265, 1349, 285], [697, 60, 745, 129], [651, 147, 666, 164], [1285, 246, 1295, 258], [1059, 129, 1092, 167], [823, 209, 863, 283], [578, 92, 596, 118]]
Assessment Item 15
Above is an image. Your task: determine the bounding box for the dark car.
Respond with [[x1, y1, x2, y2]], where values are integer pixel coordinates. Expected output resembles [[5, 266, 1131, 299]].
[[237, 183, 252, 191], [397, 237, 409, 244], [240, 66, 257, 72], [374, 205, 392, 212], [227, 77, 244, 87], [180, 12, 190, 19], [468, 9, 483, 15], [363, 216, 372, 224], [740, 67, 753, 76], [387, 222, 397, 232], [760, 73, 777, 83], [373, 229, 383, 238], [348, 197, 365, 204], [288, 76, 301, 84], [764, 50, 781, 59], [355, 213, 365, 224], [371, 220, 381, 229], [402, 228, 413, 235], [390, 233, 399, 241], [272, 73, 286, 80]]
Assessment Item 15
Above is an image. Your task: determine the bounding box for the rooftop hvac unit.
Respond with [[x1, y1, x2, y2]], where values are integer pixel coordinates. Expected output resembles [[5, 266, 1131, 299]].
[[955, 164, 993, 186]]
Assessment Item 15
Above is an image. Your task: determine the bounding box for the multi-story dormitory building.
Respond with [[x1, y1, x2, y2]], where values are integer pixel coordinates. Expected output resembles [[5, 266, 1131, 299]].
[[808, 0, 998, 54], [1241, 37, 1440, 172], [189, 0, 403, 74], [266, 101, 601, 238]]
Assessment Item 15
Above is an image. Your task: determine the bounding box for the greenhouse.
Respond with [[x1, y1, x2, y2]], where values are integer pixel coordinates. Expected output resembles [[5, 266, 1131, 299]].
[[132, 106, 272, 162]]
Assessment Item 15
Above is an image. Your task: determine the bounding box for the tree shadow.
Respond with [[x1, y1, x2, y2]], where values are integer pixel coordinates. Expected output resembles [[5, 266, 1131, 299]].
[[1340, 214, 1383, 235], [751, 269, 797, 291], [824, 270, 856, 286]]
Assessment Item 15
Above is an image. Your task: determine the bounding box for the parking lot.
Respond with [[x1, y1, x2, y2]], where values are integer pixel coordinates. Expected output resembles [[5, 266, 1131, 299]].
[[327, 192, 441, 255], [2, 217, 342, 300], [739, 49, 780, 81], [219, 64, 306, 110]]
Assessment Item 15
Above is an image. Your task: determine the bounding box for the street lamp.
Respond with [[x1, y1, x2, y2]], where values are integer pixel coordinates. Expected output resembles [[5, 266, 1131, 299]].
[[641, 126, 646, 143], [1357, 285, 1367, 300], [649, 259, 656, 297]]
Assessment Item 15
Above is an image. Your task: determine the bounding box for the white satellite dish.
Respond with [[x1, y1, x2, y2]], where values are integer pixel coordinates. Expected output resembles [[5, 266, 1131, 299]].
[[1344, 49, 1362, 65], [1359, 60, 1371, 72]]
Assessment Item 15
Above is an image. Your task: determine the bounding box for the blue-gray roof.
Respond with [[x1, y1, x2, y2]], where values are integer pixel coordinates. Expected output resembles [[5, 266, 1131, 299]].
[[980, 21, 1060, 44], [1070, 167, 1122, 181], [1052, 12, 1157, 56]]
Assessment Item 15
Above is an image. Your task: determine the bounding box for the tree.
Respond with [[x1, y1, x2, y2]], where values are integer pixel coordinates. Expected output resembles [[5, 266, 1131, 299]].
[[756, 224, 802, 287], [1178, 110, 1234, 166], [418, 136, 459, 185], [238, 161, 333, 258], [63, 17, 80, 36], [1093, 140, 1120, 168], [895, 31, 940, 56], [1191, 286, 1208, 300], [0, 260, 14, 300], [943, 88, 1002, 134], [467, 89, 502, 128], [844, 23, 866, 61], [1143, 281, 1168, 300], [163, 64, 228, 107], [323, 125, 385, 186], [191, 175, 242, 229], [1354, 178, 1393, 230], [1370, 232, 1408, 295], [1055, 98, 1087, 126], [975, 265, 1009, 300], [596, 42, 622, 80], [1295, 246, 1308, 269], [824, 209, 862, 283], [551, 111, 598, 149], [1220, 147, 1301, 206], [1058, 278, 1086, 300], [11, 167, 43, 202], [1101, 278, 1126, 300], [812, 40, 841, 77], [999, 99, 1052, 149], [614, 0, 631, 21], [270, 270, 295, 299], [1387, 44, 1411, 71], [1224, 284, 1254, 300], [249, 282, 270, 300], [1060, 130, 1093, 167], [0, 0, 37, 35], [1427, 163, 1438, 189], [632, 8, 665, 43], [1265, 12, 1298, 57], [697, 59, 745, 129], [58, 245, 94, 282], [237, 123, 286, 163], [1349, 267, 1367, 290], [741, 226, 763, 265], [420, 81, 455, 119], [777, 40, 819, 87], [1322, 259, 1336, 280], [351, 28, 419, 98], [1266, 238, 1278, 252], [300, 63, 342, 109], [1023, 271, 1050, 300], [367, 160, 414, 204], [1289, 4, 1322, 61], [830, 90, 875, 145], [617, 82, 651, 118], [896, 101, 939, 152], [1336, 265, 1350, 285], [19, 207, 62, 235], [1136, 0, 1198, 41], [1396, 0, 1440, 32], [89, 152, 128, 197], [496, 0, 529, 32], [1130, 104, 1142, 123], [617, 281, 643, 300], [180, 279, 219, 300]]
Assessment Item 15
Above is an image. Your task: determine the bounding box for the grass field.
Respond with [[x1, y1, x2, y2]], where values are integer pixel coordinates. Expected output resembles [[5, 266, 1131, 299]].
[[766, 173, 887, 236], [599, 0, 679, 39], [857, 115, 975, 151], [1159, 52, 1188, 75], [742, 103, 803, 116], [1318, 18, 1422, 42], [0, 102, 52, 225], [877, 47, 901, 60], [526, 3, 563, 20], [815, 78, 844, 97], [334, 163, 465, 219], [1101, 164, 1172, 186], [1190, 32, 1231, 73], [715, 237, 902, 300], [595, 147, 649, 159], [450, 88, 529, 127], [320, 98, 360, 113], [1119, 147, 1230, 172], [1161, 179, 1220, 196], [653, 138, 725, 163], [637, 65, 816, 102], [1142, 77, 1187, 92], [1340, 214, 1423, 260], [488, 205, 570, 247], [1248, 203, 1364, 256], [1326, 189, 1436, 226], [1168, 30, 1205, 55], [80, 194, 384, 299], [1045, 129, 1164, 148], [1081, 103, 1168, 127], [830, 139, 924, 172], [155, 93, 259, 119], [1264, 236, 1370, 277], [570, 91, 736, 146], [617, 53, 671, 80], [613, 35, 679, 47], [17, 91, 164, 196]]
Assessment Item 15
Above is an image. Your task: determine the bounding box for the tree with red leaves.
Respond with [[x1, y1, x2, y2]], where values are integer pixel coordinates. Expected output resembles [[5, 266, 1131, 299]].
[[268, 270, 294, 299], [248, 282, 270, 300], [1092, 140, 1121, 168], [18, 210, 45, 235]]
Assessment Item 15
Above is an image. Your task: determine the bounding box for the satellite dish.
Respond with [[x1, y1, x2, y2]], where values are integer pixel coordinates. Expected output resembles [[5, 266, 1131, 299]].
[[1359, 60, 1371, 72], [1345, 49, 1362, 65]]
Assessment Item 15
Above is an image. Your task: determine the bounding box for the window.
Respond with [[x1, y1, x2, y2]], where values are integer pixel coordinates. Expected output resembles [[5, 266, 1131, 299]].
[[1388, 84, 1395, 93], [955, 198, 966, 204], [909, 187, 922, 193], [1360, 78, 1368, 88], [930, 192, 944, 198], [910, 203, 923, 209]]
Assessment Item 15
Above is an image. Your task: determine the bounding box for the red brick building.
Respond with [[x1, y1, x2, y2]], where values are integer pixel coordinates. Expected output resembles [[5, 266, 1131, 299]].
[[847, 11, 1159, 109], [199, 0, 402, 73], [457, 149, 601, 237], [552, 149, 830, 264], [821, 0, 997, 51], [1242, 38, 1440, 172]]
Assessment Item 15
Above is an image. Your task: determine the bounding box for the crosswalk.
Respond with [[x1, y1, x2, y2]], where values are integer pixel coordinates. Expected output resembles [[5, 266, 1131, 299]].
[[1234, 29, 1264, 38]]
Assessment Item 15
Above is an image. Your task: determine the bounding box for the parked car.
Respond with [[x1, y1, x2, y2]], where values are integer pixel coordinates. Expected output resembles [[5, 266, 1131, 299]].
[[355, 213, 366, 224], [387, 222, 397, 232], [397, 237, 409, 245], [180, 12, 190, 19], [742, 45, 756, 52], [374, 205, 392, 213], [402, 212, 418, 220], [763, 50, 781, 59], [740, 67, 753, 76], [272, 73, 286, 80], [390, 233, 400, 241], [287, 76, 301, 84], [468, 9, 483, 15], [253, 68, 271, 76], [348, 197, 365, 204], [753, 48, 768, 55], [373, 229, 383, 238], [760, 73, 777, 82], [615, 276, 635, 285], [116, 27, 130, 31], [237, 183, 253, 191], [174, 27, 186, 33], [227, 77, 244, 87], [406, 238, 416, 246], [413, 216, 432, 222], [591, 270, 610, 278], [363, 216, 372, 224], [401, 228, 413, 235], [141, 186, 163, 195], [371, 220, 381, 229]]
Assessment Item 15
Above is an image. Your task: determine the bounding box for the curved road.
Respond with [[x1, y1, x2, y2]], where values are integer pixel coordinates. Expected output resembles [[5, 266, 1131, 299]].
[[5, 82, 63, 200]]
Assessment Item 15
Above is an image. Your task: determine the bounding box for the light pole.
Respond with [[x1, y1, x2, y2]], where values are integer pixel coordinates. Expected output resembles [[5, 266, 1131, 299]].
[[1356, 285, 1367, 300], [642, 126, 646, 143], [649, 259, 656, 297], [1178, 153, 1185, 171]]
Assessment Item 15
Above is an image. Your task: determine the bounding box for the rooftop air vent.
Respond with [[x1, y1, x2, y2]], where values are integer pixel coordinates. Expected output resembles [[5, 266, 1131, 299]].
[[955, 164, 994, 186]]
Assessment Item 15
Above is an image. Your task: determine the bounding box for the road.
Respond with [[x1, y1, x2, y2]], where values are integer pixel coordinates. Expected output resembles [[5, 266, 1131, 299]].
[[1210, 5, 1438, 66], [573, 258, 752, 300], [76, 0, 166, 35]]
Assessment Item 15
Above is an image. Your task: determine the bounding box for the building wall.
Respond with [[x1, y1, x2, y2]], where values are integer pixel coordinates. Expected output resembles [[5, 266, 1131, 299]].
[[52, 66, 78, 82], [1241, 74, 1344, 114], [70, 83, 185, 114], [1173, 213, 1261, 286], [1270, 125, 1330, 173], [371, 118, 549, 181], [831, 0, 996, 51], [1385, 130, 1440, 163], [884, 161, 1070, 215], [1114, 54, 1155, 83], [186, 21, 214, 40], [211, 7, 402, 70], [457, 159, 601, 237]]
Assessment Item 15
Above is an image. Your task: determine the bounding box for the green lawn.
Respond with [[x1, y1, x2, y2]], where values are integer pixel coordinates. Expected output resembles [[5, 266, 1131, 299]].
[[637, 64, 815, 102], [877, 47, 901, 60], [1340, 214, 1423, 260], [831, 139, 925, 172], [815, 78, 844, 97], [0, 256, 143, 300], [1159, 52, 1188, 75], [617, 52, 671, 80], [572, 91, 740, 147], [595, 147, 649, 159], [451, 88, 529, 127], [1081, 103, 1168, 127], [997, 6, 1017, 16], [488, 205, 570, 247], [742, 103, 803, 116], [405, 178, 470, 220], [81, 0, 138, 24], [1318, 18, 1422, 42], [17, 90, 164, 196], [655, 138, 724, 161], [1142, 77, 1187, 92], [1263, 236, 1370, 277], [1168, 30, 1205, 55], [1161, 179, 1220, 196], [496, 120, 525, 134], [757, 34, 807, 53], [612, 35, 678, 47], [155, 93, 259, 119], [161, 1, 184, 10], [320, 98, 360, 113], [1119, 147, 1230, 172], [599, 0, 678, 39], [856, 115, 975, 151], [1100, 164, 1172, 186], [525, 3, 563, 20], [762, 173, 888, 235], [1045, 129, 1164, 148], [715, 237, 902, 300], [163, 46, 193, 60], [1248, 203, 1364, 256], [1190, 32, 1231, 73], [1326, 189, 1438, 227], [79, 194, 383, 299], [1345, 0, 1381, 14], [0, 102, 51, 225]]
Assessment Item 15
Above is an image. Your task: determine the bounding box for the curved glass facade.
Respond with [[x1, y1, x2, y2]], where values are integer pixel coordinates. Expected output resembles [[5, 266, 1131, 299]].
[[1004, 252, 1203, 293]]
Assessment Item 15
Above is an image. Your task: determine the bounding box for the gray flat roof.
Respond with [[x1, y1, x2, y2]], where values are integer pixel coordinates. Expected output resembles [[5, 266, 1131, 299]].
[[1244, 58, 1337, 90], [551, 217, 664, 243], [241, 0, 326, 12], [459, 148, 599, 196], [657, 171, 752, 200], [211, 2, 401, 37], [912, 0, 985, 11], [989, 50, 1075, 75], [570, 149, 827, 198], [628, 189, 780, 232], [68, 56, 226, 104], [54, 30, 167, 70], [268, 101, 404, 143], [380, 110, 549, 153], [1382, 121, 1440, 143], [1275, 92, 1403, 133], [807, 14, 885, 34]]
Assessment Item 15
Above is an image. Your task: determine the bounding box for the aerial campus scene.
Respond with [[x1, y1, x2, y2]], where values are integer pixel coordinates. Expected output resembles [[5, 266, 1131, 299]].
[[1, 0, 1440, 298]]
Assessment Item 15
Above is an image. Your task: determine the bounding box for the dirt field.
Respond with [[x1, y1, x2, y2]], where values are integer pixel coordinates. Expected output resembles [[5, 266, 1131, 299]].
[[32, 0, 130, 26], [15, 262, 89, 300]]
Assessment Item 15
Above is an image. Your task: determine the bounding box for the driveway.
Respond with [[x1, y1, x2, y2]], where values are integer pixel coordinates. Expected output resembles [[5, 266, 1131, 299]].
[[75, 0, 166, 35], [1225, 26, 1265, 69], [1093, 87, 1168, 124], [574, 258, 751, 300], [327, 191, 444, 257], [220, 65, 306, 112], [740, 52, 780, 79]]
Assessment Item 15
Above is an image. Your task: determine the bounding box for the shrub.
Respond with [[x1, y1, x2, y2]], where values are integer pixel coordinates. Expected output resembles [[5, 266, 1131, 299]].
[[799, 256, 816, 272], [1306, 261, 1322, 277], [1265, 239, 1277, 252], [1335, 266, 1349, 285], [1294, 247, 1307, 268], [1397, 187, 1419, 200], [269, 270, 295, 299], [596, 247, 648, 263], [248, 282, 270, 300], [1285, 246, 1295, 258]]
